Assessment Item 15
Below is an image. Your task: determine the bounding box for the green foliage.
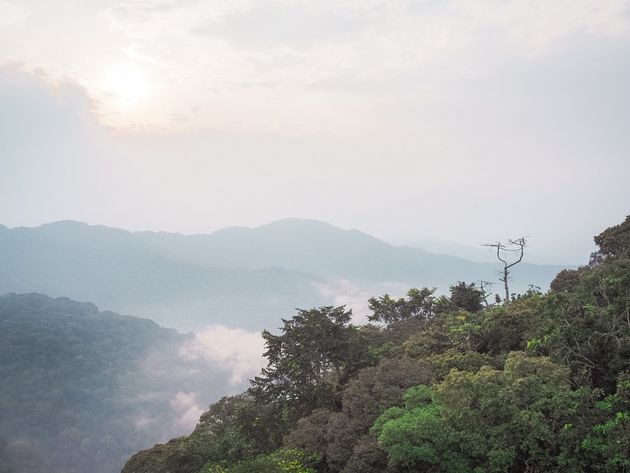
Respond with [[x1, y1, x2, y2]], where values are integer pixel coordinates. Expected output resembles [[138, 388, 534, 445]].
[[285, 356, 432, 472], [427, 349, 496, 380], [592, 214, 630, 262], [478, 294, 543, 356], [450, 281, 486, 313], [402, 323, 450, 358], [550, 268, 584, 292], [200, 448, 319, 473], [375, 354, 594, 473], [443, 309, 484, 351], [535, 259, 630, 391], [0, 293, 206, 473], [124, 216, 630, 473], [581, 374, 630, 472], [123, 393, 285, 473], [123, 436, 209, 473], [371, 386, 465, 472], [250, 306, 363, 426], [367, 287, 441, 325]]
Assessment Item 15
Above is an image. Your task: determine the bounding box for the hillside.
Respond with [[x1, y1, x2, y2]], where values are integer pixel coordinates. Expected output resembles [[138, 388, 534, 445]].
[[0, 294, 245, 473], [122, 216, 630, 473], [0, 220, 567, 331]]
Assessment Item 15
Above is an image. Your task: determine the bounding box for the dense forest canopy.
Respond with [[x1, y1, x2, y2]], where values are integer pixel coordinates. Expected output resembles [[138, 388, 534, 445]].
[[123, 216, 630, 473], [0, 295, 244, 473]]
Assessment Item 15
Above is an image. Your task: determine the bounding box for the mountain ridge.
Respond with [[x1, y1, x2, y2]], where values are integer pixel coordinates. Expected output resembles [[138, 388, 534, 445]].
[[0, 219, 570, 331], [7, 217, 566, 270]]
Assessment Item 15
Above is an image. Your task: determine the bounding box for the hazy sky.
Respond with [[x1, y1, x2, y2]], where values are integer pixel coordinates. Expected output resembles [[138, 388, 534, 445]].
[[1, 0, 630, 264]]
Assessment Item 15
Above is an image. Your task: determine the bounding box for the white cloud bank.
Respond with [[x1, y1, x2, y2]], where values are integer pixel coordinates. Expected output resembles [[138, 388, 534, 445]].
[[169, 391, 205, 431], [179, 325, 266, 386], [315, 279, 410, 324]]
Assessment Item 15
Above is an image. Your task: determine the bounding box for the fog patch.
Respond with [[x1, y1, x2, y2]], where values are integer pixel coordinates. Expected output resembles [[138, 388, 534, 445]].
[[169, 391, 204, 431], [315, 279, 415, 324], [179, 325, 265, 386], [133, 414, 155, 430], [314, 279, 372, 323]]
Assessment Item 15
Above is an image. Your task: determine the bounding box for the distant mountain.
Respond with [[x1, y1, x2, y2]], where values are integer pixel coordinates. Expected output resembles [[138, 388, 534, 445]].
[[0, 221, 326, 331], [0, 219, 569, 330], [382, 236, 500, 263], [136, 218, 568, 293], [0, 293, 242, 473]]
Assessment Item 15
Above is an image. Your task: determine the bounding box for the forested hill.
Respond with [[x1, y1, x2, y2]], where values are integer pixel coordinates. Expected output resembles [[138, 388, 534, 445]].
[[123, 216, 630, 473], [0, 294, 242, 473], [0, 220, 566, 331]]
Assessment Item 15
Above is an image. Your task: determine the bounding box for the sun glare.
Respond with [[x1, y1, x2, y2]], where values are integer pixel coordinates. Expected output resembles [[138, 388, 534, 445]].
[[102, 64, 150, 106]]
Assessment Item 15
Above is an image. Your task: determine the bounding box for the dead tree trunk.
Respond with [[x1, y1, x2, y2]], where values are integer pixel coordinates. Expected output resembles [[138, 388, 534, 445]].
[[484, 238, 526, 303]]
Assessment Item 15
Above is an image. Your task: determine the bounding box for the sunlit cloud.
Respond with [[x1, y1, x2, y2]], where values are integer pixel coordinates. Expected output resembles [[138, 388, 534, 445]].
[[101, 63, 152, 106], [1, 2, 629, 263], [1, 0, 628, 134]]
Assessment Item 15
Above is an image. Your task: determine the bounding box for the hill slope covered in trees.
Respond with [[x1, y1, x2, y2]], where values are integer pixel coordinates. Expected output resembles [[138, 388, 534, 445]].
[[0, 294, 247, 473], [123, 216, 630, 473]]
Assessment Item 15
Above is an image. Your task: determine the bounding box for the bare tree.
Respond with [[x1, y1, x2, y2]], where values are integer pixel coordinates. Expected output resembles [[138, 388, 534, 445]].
[[483, 238, 526, 303]]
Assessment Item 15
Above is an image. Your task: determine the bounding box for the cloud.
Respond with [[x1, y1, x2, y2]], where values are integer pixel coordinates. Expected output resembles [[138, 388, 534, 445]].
[[133, 414, 155, 430], [314, 279, 372, 323], [169, 391, 204, 430], [179, 325, 266, 385], [2, 0, 629, 134], [314, 279, 411, 324], [0, 1, 28, 27], [1, 34, 629, 264]]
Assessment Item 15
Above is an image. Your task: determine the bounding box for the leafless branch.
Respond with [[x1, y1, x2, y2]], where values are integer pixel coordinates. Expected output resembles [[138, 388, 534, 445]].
[[482, 237, 527, 303]]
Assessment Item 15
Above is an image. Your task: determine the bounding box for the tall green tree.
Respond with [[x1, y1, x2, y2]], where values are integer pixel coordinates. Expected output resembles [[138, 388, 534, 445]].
[[250, 306, 358, 425], [449, 281, 485, 313], [591, 215, 630, 263]]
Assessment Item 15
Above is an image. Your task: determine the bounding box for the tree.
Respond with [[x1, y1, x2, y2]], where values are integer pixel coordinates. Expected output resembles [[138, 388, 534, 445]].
[[250, 306, 358, 425], [285, 356, 432, 473], [371, 385, 461, 472], [581, 373, 630, 472], [373, 353, 593, 473], [591, 215, 630, 264], [535, 259, 630, 392], [449, 281, 485, 313], [367, 288, 439, 325], [550, 268, 583, 292], [477, 293, 543, 356], [484, 237, 526, 303]]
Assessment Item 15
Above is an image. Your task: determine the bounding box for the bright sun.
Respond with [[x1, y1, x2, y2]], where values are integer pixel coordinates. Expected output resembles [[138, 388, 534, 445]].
[[102, 64, 150, 106]]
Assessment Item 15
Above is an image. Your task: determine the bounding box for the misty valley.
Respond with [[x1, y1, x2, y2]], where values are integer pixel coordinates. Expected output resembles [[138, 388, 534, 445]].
[[1, 217, 629, 473]]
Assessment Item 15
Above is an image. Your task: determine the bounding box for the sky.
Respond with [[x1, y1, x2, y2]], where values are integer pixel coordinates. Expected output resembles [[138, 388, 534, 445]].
[[1, 0, 630, 264]]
